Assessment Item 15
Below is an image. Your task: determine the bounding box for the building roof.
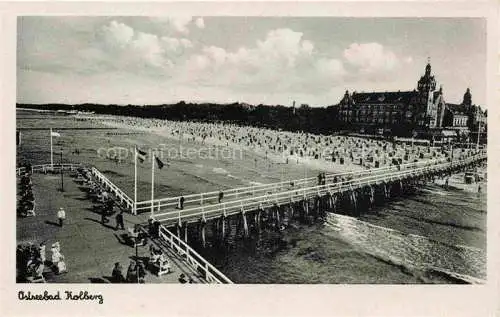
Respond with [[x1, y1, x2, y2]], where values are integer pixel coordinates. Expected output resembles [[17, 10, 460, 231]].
[[351, 91, 416, 104]]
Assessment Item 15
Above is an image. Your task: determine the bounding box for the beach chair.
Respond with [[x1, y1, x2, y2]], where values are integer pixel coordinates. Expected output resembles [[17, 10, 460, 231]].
[[26, 262, 46, 283], [156, 260, 172, 276], [127, 227, 145, 247], [152, 255, 172, 276], [25, 201, 36, 217]]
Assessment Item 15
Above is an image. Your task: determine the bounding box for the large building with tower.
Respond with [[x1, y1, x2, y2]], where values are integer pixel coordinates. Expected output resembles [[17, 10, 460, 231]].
[[336, 62, 487, 142], [337, 62, 447, 137]]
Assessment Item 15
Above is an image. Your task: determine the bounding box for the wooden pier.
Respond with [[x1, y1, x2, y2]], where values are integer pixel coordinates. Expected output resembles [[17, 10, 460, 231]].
[[134, 156, 454, 215], [151, 152, 486, 226]]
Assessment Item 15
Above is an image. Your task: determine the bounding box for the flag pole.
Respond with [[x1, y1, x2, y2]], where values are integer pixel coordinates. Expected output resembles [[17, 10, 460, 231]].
[[60, 150, 64, 192], [50, 128, 54, 167], [134, 147, 138, 215], [151, 150, 155, 217]]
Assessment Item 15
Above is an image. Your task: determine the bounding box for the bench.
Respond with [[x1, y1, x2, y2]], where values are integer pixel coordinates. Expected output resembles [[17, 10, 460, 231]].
[[150, 257, 173, 277]]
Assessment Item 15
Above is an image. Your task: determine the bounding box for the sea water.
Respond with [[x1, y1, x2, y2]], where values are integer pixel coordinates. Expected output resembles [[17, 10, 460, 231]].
[[195, 181, 486, 284]]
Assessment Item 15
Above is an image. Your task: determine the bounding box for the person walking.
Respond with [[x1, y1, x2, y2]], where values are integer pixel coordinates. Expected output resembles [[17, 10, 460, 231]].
[[115, 211, 125, 230], [178, 196, 185, 210], [100, 205, 109, 225], [57, 207, 66, 227]]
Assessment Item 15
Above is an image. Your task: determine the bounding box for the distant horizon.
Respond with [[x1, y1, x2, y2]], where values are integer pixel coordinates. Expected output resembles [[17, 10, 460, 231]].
[[17, 17, 487, 108]]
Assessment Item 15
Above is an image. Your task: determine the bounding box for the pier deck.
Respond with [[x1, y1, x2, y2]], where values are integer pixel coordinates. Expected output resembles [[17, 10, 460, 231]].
[[17, 172, 204, 283], [151, 152, 486, 226]]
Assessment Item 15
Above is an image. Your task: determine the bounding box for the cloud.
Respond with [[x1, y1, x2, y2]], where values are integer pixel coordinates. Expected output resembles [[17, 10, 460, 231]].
[[202, 46, 227, 67], [254, 28, 314, 67], [180, 28, 318, 90], [148, 16, 194, 34], [99, 20, 194, 73], [343, 42, 398, 74], [315, 58, 346, 80], [161, 37, 192, 52], [102, 20, 134, 47], [169, 16, 194, 33], [195, 17, 205, 29]]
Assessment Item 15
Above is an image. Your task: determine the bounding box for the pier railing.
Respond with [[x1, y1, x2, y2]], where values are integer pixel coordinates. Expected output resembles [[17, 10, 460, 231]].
[[30, 163, 84, 173], [152, 153, 485, 225], [135, 155, 456, 213], [18, 162, 134, 210], [91, 167, 134, 210], [135, 153, 469, 214], [157, 225, 233, 284], [16, 167, 26, 176]]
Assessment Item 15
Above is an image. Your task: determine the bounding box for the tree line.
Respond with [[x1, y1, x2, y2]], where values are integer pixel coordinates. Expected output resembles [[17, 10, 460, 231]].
[[17, 102, 347, 135]]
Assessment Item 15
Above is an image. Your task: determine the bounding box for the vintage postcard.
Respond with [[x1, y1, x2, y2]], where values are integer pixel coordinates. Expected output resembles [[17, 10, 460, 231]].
[[1, 1, 499, 316]]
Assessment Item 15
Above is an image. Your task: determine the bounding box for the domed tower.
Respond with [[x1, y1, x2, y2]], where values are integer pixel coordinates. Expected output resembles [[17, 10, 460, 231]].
[[417, 61, 437, 93], [462, 88, 472, 108], [416, 59, 438, 128]]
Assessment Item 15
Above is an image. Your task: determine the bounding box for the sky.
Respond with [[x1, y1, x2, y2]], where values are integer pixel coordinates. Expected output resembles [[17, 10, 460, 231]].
[[17, 17, 487, 107]]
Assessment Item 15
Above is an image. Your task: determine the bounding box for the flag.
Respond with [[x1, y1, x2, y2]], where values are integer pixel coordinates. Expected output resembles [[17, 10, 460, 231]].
[[155, 155, 166, 169], [136, 147, 147, 163], [51, 131, 61, 137]]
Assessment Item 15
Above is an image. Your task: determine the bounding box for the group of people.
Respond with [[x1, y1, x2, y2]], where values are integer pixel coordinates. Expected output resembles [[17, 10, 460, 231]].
[[18, 171, 35, 217], [17, 242, 44, 282], [111, 261, 195, 283], [111, 260, 147, 283], [74, 167, 126, 230], [109, 245, 173, 283], [16, 241, 67, 282], [96, 115, 476, 171], [16, 161, 203, 284]]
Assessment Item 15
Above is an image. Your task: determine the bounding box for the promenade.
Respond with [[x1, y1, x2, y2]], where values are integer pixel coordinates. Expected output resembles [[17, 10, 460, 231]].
[[16, 171, 203, 283]]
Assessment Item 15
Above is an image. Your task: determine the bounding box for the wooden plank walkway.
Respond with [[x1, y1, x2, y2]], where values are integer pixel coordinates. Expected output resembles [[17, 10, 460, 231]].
[[136, 156, 453, 215], [151, 153, 486, 226]]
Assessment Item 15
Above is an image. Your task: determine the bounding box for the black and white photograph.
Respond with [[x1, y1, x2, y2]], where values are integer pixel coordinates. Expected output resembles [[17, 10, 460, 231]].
[[14, 15, 489, 284], [2, 1, 499, 316]]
